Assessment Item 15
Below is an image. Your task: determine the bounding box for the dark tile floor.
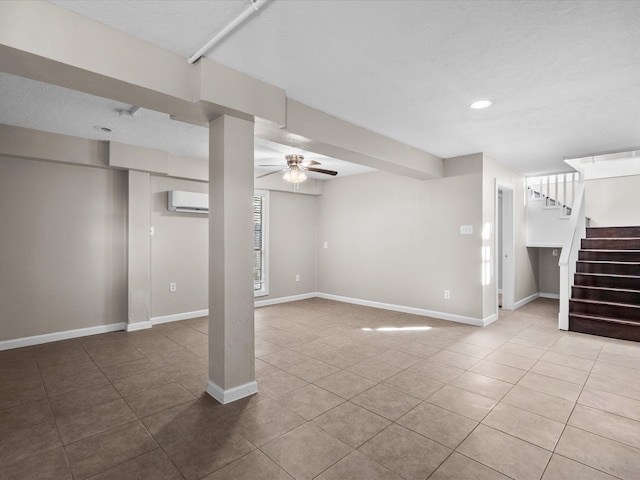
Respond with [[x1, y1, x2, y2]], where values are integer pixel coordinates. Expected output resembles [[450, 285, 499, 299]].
[[1, 298, 640, 479]]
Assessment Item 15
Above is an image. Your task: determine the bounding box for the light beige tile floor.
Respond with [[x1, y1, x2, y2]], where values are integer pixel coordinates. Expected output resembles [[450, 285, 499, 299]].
[[1, 298, 640, 479]]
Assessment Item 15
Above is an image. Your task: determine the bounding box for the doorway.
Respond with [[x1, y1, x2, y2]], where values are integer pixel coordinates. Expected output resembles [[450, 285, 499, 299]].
[[496, 182, 515, 312]]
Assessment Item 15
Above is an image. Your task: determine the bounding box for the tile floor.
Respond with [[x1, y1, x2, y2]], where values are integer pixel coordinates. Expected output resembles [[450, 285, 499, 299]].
[[1, 298, 640, 479]]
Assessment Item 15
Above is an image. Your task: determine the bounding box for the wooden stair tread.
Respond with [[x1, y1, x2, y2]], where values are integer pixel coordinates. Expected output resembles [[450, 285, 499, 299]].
[[573, 227, 640, 341], [581, 238, 640, 250], [569, 313, 640, 327], [582, 238, 640, 242], [581, 249, 640, 253], [576, 272, 640, 279], [587, 226, 640, 239], [570, 298, 640, 309], [573, 285, 640, 294], [578, 260, 640, 264]]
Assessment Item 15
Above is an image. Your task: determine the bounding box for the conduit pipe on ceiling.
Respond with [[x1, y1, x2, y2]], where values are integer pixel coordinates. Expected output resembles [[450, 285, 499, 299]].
[[188, 0, 269, 64]]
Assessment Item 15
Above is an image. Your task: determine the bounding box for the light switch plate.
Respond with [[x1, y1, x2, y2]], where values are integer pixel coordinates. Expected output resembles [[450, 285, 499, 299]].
[[460, 225, 473, 235]]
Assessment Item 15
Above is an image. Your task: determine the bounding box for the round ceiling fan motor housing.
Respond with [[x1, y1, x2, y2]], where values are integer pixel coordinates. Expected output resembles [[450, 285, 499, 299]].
[[285, 154, 304, 167]]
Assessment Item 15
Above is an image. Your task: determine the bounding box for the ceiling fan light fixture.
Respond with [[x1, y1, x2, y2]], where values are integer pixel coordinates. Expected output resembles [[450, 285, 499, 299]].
[[283, 165, 307, 184]]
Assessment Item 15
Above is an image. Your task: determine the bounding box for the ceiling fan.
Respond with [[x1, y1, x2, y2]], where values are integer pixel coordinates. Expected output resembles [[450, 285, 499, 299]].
[[256, 154, 338, 184]]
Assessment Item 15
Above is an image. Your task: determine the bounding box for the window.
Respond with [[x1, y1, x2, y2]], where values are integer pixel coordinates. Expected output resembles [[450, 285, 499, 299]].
[[253, 190, 269, 297]]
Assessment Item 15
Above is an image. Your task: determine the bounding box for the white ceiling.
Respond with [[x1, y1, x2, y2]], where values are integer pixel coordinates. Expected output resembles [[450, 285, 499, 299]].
[[0, 71, 373, 178], [0, 72, 209, 158], [3, 0, 640, 176]]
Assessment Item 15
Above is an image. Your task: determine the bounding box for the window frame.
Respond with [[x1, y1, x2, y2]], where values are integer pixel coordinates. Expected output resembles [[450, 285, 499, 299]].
[[253, 189, 269, 297]]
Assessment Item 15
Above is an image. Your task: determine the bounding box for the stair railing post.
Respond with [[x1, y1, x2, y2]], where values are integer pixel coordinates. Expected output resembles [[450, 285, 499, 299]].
[[562, 174, 567, 215], [559, 180, 586, 331]]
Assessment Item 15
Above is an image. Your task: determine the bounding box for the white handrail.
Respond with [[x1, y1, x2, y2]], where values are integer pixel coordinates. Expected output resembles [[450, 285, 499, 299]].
[[526, 172, 577, 211], [558, 180, 586, 330]]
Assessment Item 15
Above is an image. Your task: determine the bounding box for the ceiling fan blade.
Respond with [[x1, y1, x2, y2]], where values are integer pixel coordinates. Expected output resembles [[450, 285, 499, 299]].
[[256, 169, 287, 178], [305, 167, 338, 176], [257, 164, 284, 167], [301, 160, 321, 166]]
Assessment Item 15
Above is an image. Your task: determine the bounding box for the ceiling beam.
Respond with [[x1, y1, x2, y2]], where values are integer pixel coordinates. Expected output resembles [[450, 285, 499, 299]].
[[0, 0, 442, 180], [256, 100, 444, 180]]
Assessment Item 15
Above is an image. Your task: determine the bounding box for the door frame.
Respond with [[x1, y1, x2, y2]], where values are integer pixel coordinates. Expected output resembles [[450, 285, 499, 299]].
[[496, 181, 515, 311]]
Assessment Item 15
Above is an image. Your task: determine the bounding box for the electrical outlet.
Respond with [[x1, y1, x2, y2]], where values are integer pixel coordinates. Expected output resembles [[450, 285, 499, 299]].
[[552, 249, 558, 256], [295, 274, 300, 282], [170, 282, 177, 292], [444, 290, 451, 299], [323, 241, 328, 249]]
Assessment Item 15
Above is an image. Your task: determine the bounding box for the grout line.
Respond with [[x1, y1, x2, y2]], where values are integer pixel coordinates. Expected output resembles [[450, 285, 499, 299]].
[[539, 339, 604, 478], [7, 300, 638, 480]]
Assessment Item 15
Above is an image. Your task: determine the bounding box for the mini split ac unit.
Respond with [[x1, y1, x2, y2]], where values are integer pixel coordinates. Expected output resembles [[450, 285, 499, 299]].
[[167, 191, 208, 214]]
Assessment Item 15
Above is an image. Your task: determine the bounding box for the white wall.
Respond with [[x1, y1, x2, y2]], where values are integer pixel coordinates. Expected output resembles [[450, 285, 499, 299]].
[[150, 176, 209, 318], [525, 199, 571, 247], [0, 122, 540, 343], [538, 248, 560, 296], [260, 191, 318, 301], [0, 156, 127, 341], [586, 175, 640, 227], [149, 181, 320, 313], [150, 183, 319, 310], [483, 155, 538, 316], [0, 148, 320, 344], [317, 155, 485, 321]]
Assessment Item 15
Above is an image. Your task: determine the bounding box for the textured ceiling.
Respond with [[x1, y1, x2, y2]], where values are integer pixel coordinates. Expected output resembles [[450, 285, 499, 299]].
[[6, 0, 640, 175], [0, 72, 373, 178], [0, 72, 208, 159]]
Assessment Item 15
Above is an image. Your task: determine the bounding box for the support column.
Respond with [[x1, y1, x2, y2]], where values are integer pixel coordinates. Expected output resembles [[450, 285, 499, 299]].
[[126, 170, 152, 331], [206, 115, 257, 404]]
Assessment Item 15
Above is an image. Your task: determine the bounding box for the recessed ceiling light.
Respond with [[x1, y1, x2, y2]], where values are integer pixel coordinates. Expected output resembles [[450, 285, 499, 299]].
[[93, 125, 113, 132], [470, 100, 492, 110]]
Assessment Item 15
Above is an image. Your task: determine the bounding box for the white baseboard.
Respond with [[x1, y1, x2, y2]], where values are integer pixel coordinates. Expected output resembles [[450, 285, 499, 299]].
[[316, 293, 485, 327], [0, 322, 126, 351], [539, 293, 560, 299], [150, 309, 209, 326], [2, 290, 522, 351], [483, 313, 499, 327], [254, 292, 318, 308], [513, 292, 540, 309], [206, 380, 259, 404], [0, 308, 209, 351], [126, 321, 153, 332]]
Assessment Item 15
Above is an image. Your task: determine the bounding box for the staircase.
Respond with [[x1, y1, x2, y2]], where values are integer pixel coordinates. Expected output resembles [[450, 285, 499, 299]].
[[527, 172, 578, 216], [569, 226, 640, 341], [526, 173, 578, 247]]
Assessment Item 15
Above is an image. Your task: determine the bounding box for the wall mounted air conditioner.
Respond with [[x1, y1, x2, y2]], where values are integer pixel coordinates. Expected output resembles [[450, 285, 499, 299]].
[[167, 191, 209, 214]]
